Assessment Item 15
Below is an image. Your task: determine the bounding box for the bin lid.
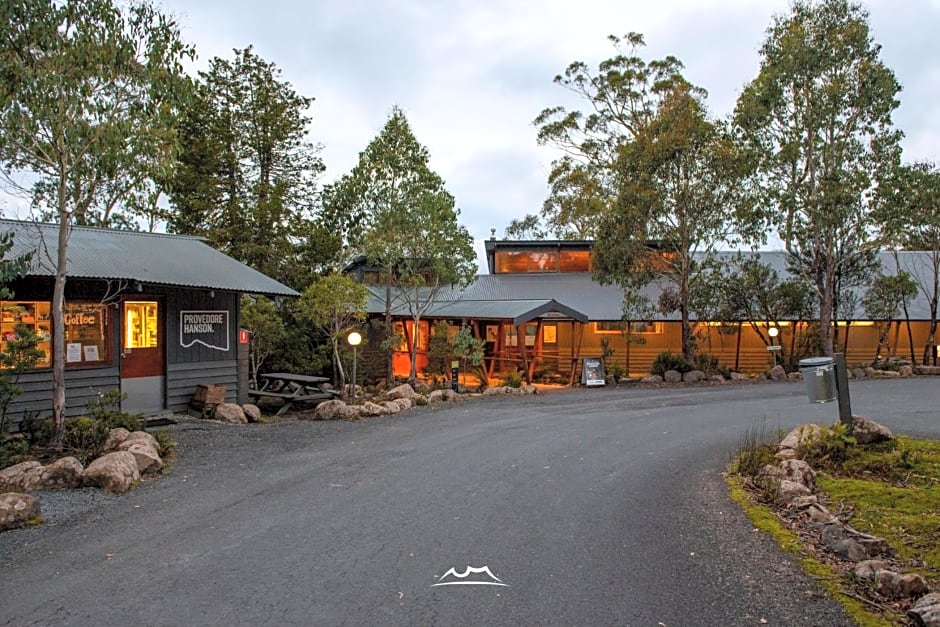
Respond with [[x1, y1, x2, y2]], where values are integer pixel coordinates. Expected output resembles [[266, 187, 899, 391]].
[[799, 356, 834, 367]]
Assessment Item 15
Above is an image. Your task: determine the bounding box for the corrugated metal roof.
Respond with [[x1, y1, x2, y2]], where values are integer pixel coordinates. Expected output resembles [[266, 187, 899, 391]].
[[1, 219, 298, 296], [365, 250, 940, 322]]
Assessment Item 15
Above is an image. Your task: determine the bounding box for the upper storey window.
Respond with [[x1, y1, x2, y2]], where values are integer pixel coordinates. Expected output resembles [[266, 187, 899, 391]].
[[494, 249, 591, 273]]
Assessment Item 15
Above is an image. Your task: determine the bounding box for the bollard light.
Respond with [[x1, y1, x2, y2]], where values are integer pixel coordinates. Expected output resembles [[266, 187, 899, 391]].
[[347, 331, 362, 403]]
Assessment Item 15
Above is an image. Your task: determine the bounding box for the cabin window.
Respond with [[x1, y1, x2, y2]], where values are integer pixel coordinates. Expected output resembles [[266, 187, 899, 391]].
[[594, 321, 662, 334], [1, 301, 112, 368]]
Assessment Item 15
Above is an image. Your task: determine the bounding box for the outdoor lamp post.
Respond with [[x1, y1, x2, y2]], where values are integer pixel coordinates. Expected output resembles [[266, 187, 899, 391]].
[[768, 326, 780, 368], [348, 331, 362, 403]]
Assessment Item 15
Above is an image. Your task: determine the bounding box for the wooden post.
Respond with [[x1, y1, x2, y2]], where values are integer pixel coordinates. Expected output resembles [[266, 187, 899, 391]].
[[518, 323, 530, 384], [834, 352, 854, 434]]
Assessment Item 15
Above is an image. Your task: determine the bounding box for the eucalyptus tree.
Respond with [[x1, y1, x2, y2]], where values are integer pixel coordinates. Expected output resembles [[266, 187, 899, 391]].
[[168, 47, 325, 289], [324, 107, 476, 382], [593, 84, 747, 359], [533, 33, 687, 239], [875, 161, 940, 364], [863, 271, 918, 362], [733, 0, 901, 356], [0, 0, 193, 448], [296, 273, 369, 392]]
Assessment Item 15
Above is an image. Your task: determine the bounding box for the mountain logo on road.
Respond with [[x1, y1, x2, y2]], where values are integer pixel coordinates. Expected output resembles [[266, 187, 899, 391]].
[[432, 565, 507, 587]]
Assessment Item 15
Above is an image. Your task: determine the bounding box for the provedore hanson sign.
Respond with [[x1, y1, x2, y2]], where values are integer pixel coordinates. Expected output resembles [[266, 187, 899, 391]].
[[180, 310, 230, 351]]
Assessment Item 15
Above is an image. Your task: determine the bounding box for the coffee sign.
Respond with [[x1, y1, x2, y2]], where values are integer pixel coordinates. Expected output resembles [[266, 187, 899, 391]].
[[180, 310, 230, 352]]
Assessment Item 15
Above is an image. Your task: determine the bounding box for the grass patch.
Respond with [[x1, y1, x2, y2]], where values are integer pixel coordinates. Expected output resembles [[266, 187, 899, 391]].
[[729, 429, 940, 625], [813, 436, 940, 586], [727, 475, 891, 626]]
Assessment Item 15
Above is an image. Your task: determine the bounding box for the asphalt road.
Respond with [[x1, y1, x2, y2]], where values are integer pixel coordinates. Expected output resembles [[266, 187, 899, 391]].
[[1, 378, 938, 626]]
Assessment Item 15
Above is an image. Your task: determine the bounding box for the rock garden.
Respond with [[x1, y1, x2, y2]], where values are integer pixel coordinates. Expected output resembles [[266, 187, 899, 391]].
[[730, 416, 940, 626]]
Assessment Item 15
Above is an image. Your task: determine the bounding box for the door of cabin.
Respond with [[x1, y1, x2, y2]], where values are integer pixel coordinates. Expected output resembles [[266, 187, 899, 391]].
[[120, 299, 165, 413]]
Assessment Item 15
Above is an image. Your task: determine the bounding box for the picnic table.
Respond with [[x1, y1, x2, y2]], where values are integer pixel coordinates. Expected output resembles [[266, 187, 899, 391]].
[[248, 372, 341, 416]]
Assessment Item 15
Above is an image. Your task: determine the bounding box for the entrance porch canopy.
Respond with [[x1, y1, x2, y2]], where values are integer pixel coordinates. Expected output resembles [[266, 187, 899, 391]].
[[427, 298, 589, 326]]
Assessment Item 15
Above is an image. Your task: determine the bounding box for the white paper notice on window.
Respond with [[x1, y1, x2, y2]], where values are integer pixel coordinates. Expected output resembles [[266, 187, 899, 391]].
[[83, 345, 99, 361], [67, 343, 82, 362]]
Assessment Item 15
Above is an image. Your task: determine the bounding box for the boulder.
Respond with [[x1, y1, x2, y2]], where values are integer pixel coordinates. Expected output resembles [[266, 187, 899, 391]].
[[358, 401, 390, 417], [806, 504, 836, 525], [899, 365, 914, 377], [852, 416, 893, 445], [124, 430, 159, 451], [729, 372, 748, 382], [39, 457, 84, 489], [908, 592, 940, 627], [381, 398, 413, 413], [0, 460, 44, 492], [852, 367, 867, 379], [865, 366, 877, 377], [118, 441, 163, 475], [313, 400, 347, 420], [875, 570, 928, 599], [483, 386, 508, 396], [915, 365, 940, 376], [779, 424, 822, 451], [214, 403, 247, 424], [641, 375, 663, 384], [769, 365, 787, 382], [833, 538, 869, 562], [774, 448, 799, 461], [522, 384, 538, 395], [0, 492, 41, 531], [242, 404, 262, 423], [682, 370, 705, 383], [663, 370, 682, 383], [428, 389, 459, 403], [103, 427, 131, 452], [709, 375, 725, 383], [82, 451, 140, 494], [854, 560, 889, 580], [878, 369, 901, 378], [777, 479, 812, 502], [787, 372, 803, 382], [386, 383, 418, 401], [412, 380, 432, 394], [779, 459, 816, 490]]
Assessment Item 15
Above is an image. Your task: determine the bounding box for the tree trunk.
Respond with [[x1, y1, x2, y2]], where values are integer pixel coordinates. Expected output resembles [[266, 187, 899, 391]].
[[409, 315, 420, 382], [818, 280, 835, 357], [333, 337, 346, 393], [384, 272, 393, 382], [50, 207, 70, 452]]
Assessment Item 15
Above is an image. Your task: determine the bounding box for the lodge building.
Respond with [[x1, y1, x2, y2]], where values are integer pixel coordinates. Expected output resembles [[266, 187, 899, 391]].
[[362, 238, 939, 383]]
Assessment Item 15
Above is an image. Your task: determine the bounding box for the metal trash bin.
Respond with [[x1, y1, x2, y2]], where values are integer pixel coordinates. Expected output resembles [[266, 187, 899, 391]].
[[799, 356, 836, 403]]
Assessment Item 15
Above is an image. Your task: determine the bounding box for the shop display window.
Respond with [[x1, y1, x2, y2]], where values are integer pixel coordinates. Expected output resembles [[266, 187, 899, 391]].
[[1, 301, 111, 369]]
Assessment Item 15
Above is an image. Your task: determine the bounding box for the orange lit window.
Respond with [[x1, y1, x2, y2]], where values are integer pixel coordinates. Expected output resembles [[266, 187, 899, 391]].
[[559, 251, 591, 272], [125, 301, 158, 349], [594, 321, 662, 334]]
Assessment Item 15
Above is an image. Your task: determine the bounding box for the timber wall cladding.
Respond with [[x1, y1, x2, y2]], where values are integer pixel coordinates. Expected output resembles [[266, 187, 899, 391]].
[[8, 366, 121, 428], [166, 360, 237, 412]]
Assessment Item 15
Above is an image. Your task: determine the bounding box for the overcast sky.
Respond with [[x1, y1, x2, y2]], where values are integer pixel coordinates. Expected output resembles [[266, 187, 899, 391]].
[[9, 1, 940, 270]]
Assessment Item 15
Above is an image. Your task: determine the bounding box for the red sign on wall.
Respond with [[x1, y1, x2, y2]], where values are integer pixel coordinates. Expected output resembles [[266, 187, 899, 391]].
[[239, 329, 250, 344]]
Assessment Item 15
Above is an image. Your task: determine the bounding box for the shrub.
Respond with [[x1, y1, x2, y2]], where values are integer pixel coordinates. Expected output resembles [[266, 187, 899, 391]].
[[608, 363, 626, 382], [798, 422, 856, 467], [650, 351, 693, 376], [730, 417, 780, 478], [693, 353, 728, 378], [85, 389, 143, 431], [63, 416, 110, 464], [0, 435, 31, 469], [152, 429, 177, 460], [501, 369, 524, 388]]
